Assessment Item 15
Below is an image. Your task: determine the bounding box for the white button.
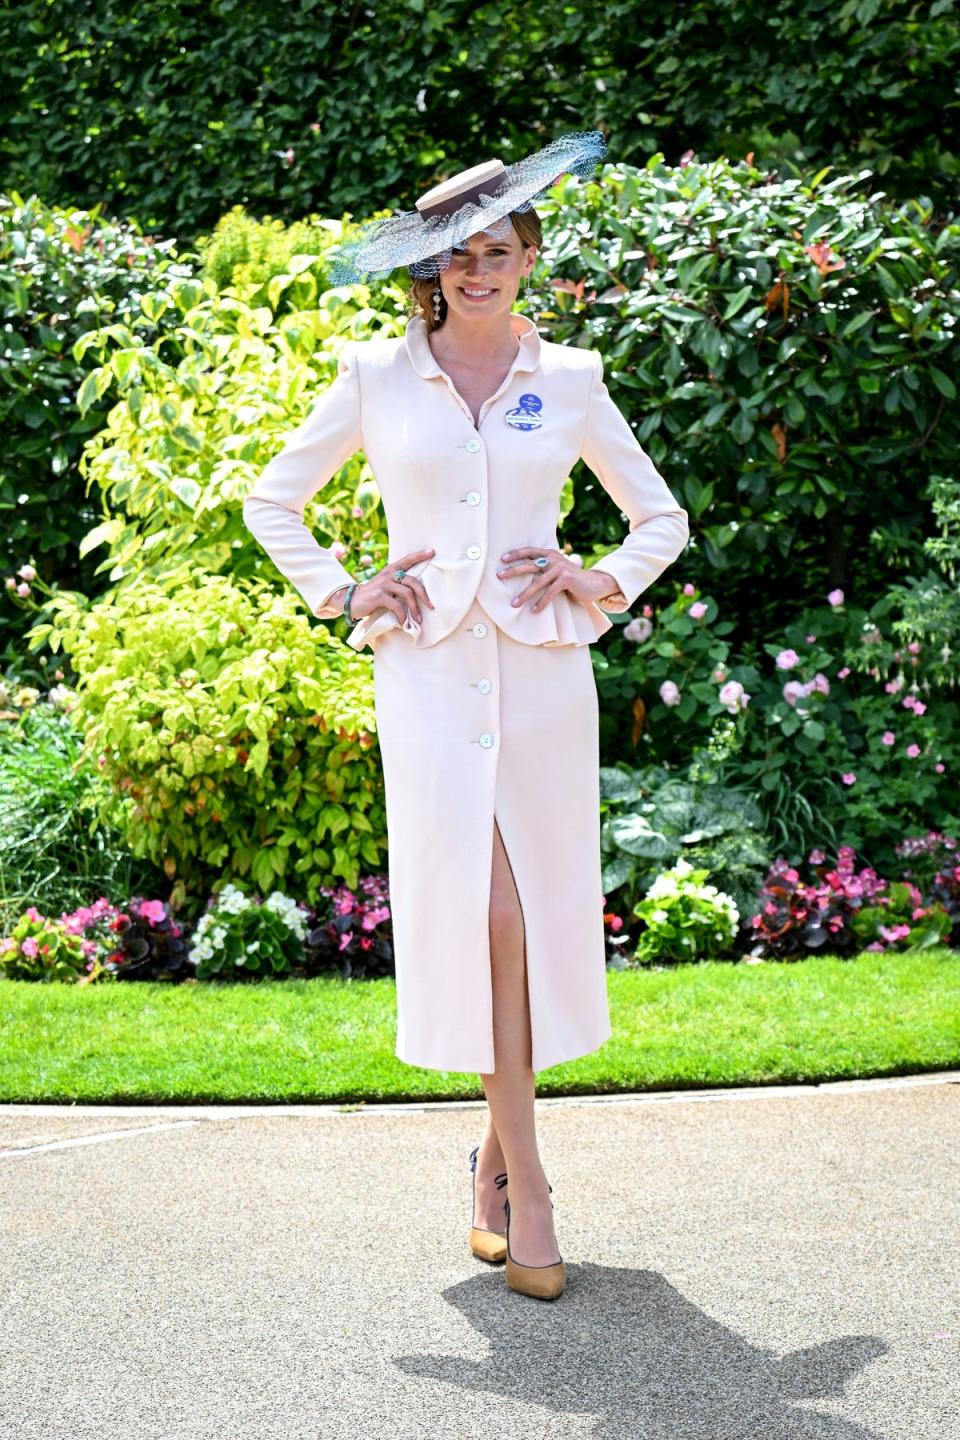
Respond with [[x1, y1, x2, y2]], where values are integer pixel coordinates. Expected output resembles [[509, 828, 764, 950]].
[[466, 491, 481, 506], [471, 622, 488, 638], [465, 437, 481, 453], [466, 544, 482, 560], [477, 678, 492, 694], [479, 732, 495, 748]]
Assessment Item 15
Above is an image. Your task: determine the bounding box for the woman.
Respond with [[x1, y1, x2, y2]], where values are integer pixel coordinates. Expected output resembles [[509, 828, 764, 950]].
[[243, 131, 690, 1301]]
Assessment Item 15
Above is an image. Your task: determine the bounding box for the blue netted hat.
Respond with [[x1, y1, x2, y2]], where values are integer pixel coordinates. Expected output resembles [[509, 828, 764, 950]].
[[327, 128, 608, 287]]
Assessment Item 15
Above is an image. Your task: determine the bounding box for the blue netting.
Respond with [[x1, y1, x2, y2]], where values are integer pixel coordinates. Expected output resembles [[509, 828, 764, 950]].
[[326, 129, 607, 288]]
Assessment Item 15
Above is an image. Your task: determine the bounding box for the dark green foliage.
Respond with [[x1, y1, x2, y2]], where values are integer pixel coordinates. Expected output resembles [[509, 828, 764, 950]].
[[0, 0, 956, 244]]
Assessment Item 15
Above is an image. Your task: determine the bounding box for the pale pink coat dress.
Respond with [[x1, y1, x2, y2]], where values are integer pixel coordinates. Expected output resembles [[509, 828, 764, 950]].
[[243, 311, 689, 1073]]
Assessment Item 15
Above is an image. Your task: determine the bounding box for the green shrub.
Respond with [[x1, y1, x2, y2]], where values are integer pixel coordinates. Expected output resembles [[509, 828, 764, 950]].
[[28, 575, 386, 906], [632, 857, 741, 965], [0, 192, 183, 653]]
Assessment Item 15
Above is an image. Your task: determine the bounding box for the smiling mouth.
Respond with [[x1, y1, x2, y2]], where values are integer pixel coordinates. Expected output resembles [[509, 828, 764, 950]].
[[459, 287, 497, 298]]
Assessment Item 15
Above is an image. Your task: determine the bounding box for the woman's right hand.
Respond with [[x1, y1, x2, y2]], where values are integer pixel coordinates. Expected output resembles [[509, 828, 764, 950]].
[[346, 547, 437, 625]]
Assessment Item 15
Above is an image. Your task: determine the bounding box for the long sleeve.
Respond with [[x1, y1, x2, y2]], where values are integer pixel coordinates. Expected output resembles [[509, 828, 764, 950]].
[[579, 350, 690, 612], [242, 342, 363, 619]]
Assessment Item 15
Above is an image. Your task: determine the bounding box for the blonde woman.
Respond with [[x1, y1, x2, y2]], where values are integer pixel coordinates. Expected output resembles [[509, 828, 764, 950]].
[[243, 131, 690, 1300]]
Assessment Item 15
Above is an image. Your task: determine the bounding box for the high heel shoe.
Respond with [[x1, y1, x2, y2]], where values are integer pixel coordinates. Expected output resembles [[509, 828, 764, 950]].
[[468, 1143, 508, 1263], [503, 1185, 566, 1300]]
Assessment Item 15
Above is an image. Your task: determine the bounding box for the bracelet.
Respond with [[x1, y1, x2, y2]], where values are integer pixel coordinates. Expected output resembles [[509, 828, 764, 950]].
[[342, 582, 358, 624]]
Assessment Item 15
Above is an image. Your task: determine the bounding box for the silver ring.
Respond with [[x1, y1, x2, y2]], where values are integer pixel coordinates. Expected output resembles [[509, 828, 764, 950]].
[[534, 556, 549, 570], [393, 568, 407, 581]]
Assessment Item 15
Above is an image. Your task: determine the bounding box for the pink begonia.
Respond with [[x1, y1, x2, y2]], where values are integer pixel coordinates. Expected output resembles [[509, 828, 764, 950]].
[[879, 923, 911, 944], [837, 666, 850, 679], [881, 731, 896, 745], [809, 848, 826, 864], [806, 633, 817, 643], [935, 763, 945, 773], [21, 937, 39, 956], [683, 582, 696, 596], [841, 772, 857, 785], [719, 679, 750, 712], [776, 648, 800, 670], [902, 695, 917, 709], [885, 675, 904, 693], [659, 680, 681, 707], [624, 616, 652, 643], [912, 701, 927, 715], [827, 588, 844, 606], [139, 899, 166, 926], [642, 604, 653, 617], [906, 743, 921, 758]]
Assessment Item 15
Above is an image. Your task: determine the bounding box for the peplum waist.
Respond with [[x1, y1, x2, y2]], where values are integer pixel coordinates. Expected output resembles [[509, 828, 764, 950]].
[[343, 556, 614, 653]]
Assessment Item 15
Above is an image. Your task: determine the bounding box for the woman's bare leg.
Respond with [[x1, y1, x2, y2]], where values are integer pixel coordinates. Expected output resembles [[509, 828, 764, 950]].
[[476, 818, 561, 1265]]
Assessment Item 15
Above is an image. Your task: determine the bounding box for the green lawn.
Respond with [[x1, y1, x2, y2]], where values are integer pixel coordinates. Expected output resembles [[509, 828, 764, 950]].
[[2, 947, 957, 1103]]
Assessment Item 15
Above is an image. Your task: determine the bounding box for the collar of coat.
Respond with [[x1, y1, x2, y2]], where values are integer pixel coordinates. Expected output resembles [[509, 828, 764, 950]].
[[403, 311, 542, 380]]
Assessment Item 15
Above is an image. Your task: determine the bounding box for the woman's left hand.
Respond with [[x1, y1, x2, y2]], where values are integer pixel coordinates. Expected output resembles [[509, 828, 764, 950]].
[[496, 547, 621, 612]]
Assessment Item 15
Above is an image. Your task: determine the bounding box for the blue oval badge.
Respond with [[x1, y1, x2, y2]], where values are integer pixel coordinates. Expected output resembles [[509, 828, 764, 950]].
[[505, 393, 544, 431]]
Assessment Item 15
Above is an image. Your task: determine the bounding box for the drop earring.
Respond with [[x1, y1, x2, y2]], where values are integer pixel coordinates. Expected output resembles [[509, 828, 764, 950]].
[[432, 286, 443, 321]]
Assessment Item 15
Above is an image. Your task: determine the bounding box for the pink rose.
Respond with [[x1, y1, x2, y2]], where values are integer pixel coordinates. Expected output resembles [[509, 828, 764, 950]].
[[776, 648, 800, 670]]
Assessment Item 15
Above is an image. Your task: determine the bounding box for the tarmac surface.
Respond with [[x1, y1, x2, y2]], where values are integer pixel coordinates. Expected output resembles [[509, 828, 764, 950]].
[[1, 1070, 957, 1440]]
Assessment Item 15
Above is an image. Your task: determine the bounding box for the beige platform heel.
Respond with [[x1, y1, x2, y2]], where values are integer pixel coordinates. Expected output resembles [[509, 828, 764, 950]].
[[503, 1186, 566, 1300], [468, 1143, 508, 1262]]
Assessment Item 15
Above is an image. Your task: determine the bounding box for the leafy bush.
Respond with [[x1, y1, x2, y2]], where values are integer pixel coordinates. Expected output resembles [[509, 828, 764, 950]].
[[0, 905, 88, 981], [601, 577, 958, 865], [0, 192, 184, 653], [304, 874, 394, 979], [67, 266, 402, 622], [187, 883, 309, 981], [29, 575, 386, 904], [749, 844, 953, 958], [632, 857, 740, 965], [599, 758, 769, 923], [3, 0, 955, 239]]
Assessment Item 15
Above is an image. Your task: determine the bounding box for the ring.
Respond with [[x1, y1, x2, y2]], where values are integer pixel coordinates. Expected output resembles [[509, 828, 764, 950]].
[[394, 568, 407, 581], [534, 556, 549, 570]]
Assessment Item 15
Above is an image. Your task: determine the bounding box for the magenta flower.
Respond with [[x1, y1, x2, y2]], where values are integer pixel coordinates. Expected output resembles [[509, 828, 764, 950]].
[[912, 701, 927, 715], [885, 675, 904, 694], [906, 743, 921, 758], [139, 899, 166, 926], [841, 772, 857, 785], [935, 763, 945, 773], [683, 582, 696, 596], [837, 666, 850, 679], [881, 731, 895, 746]]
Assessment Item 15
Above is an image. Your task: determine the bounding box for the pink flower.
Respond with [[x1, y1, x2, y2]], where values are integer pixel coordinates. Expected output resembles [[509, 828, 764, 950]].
[[885, 675, 904, 694], [783, 680, 807, 707], [21, 937, 39, 956], [841, 772, 857, 785], [689, 600, 708, 619], [902, 695, 917, 710], [683, 582, 696, 596], [811, 672, 830, 695], [837, 666, 850, 679], [719, 679, 750, 712], [806, 633, 817, 643], [642, 604, 653, 618], [907, 641, 920, 654], [881, 731, 896, 746], [659, 680, 681, 707], [139, 900, 166, 926], [16, 582, 29, 597], [906, 743, 921, 758], [809, 848, 826, 864], [776, 648, 800, 670], [912, 701, 927, 715], [18, 563, 37, 581], [935, 763, 945, 773], [623, 616, 652, 643], [827, 588, 844, 606]]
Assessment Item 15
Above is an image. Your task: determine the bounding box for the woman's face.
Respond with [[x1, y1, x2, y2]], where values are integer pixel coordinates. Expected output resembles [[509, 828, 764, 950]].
[[439, 225, 537, 321]]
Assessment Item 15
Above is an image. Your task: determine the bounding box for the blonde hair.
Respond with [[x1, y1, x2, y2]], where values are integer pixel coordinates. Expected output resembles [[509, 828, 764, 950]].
[[406, 209, 542, 333]]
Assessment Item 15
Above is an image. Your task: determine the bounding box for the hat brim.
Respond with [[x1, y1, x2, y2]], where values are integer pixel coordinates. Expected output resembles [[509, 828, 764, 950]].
[[327, 129, 607, 286]]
